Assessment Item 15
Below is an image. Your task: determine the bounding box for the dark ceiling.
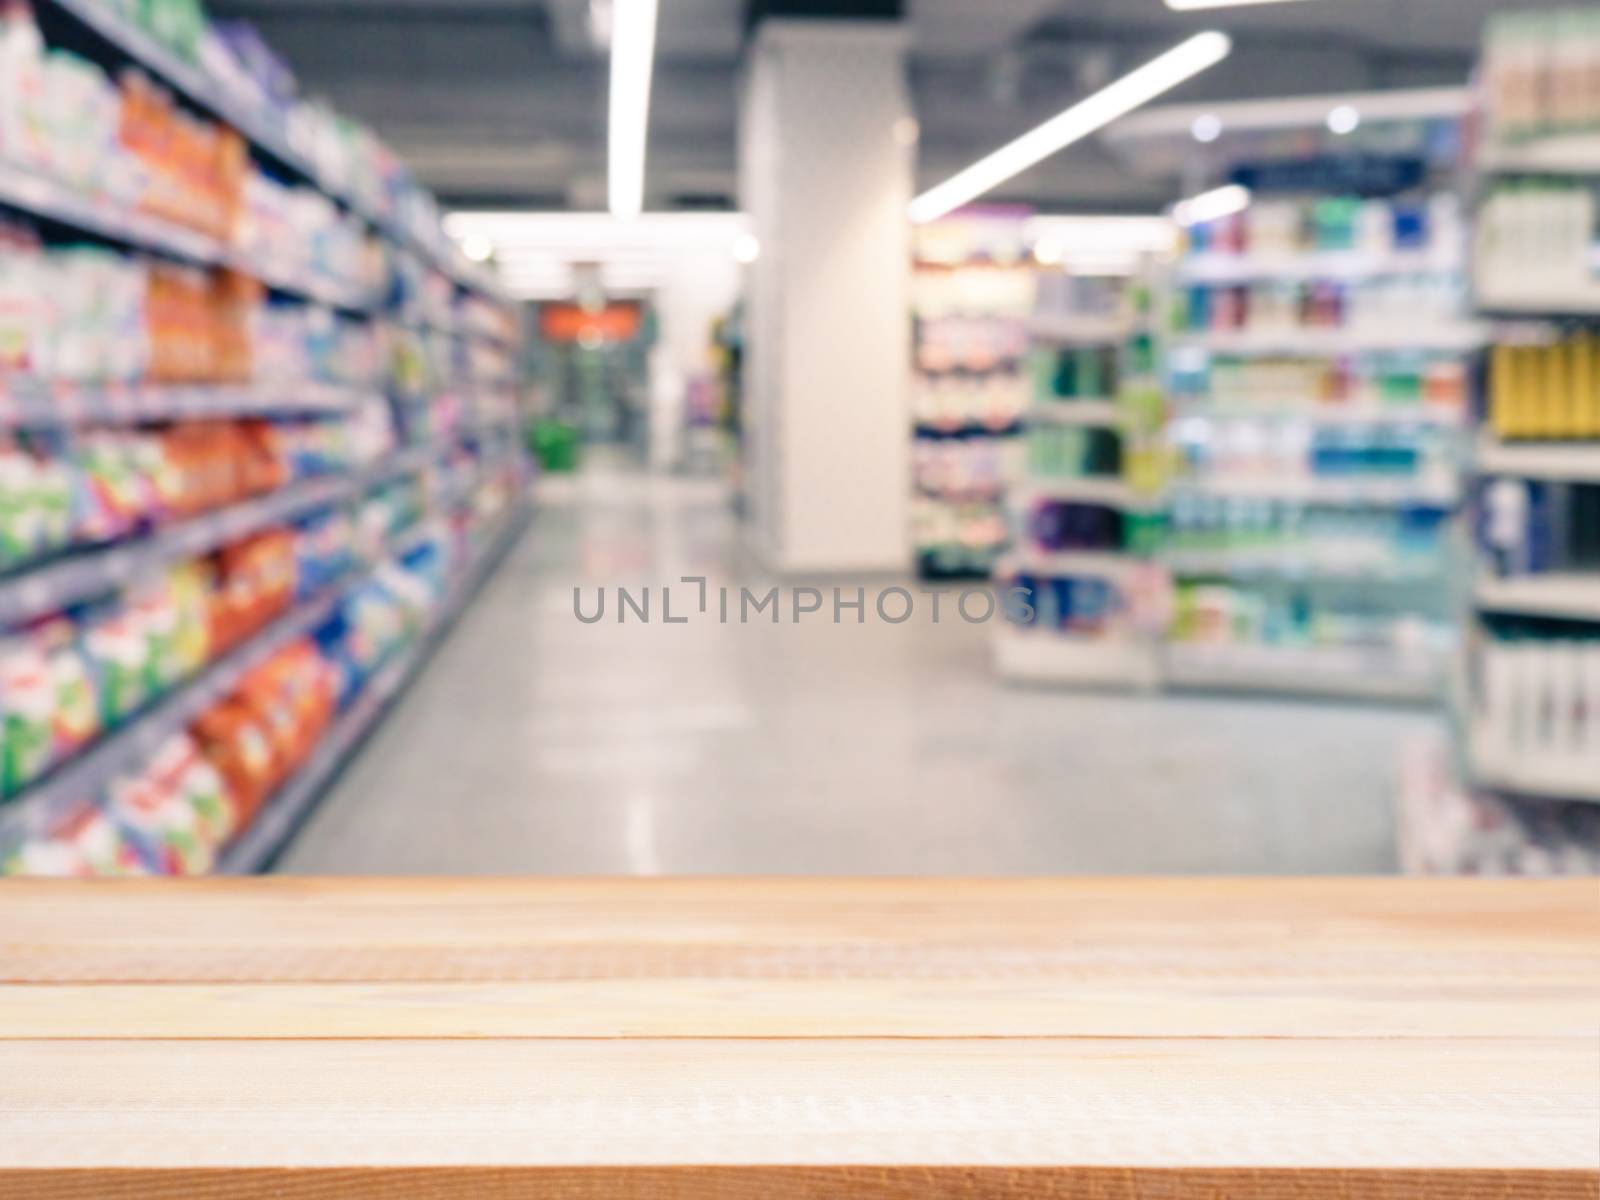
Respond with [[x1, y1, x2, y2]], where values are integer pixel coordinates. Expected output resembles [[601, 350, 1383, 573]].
[[206, 0, 1538, 212]]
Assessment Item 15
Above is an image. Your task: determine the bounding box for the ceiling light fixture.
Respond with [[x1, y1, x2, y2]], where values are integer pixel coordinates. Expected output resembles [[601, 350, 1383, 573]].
[[1191, 113, 1223, 143], [1326, 104, 1361, 135], [1164, 0, 1317, 9], [460, 234, 494, 263], [732, 233, 761, 264], [608, 0, 659, 219], [908, 32, 1232, 224], [1173, 183, 1251, 227]]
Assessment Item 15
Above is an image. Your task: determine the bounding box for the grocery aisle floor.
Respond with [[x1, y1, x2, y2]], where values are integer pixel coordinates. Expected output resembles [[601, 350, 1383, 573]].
[[282, 462, 1442, 875]]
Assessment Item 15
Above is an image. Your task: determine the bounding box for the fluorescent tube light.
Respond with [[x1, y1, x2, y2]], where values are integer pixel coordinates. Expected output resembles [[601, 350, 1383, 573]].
[[908, 31, 1231, 224], [1165, 0, 1316, 9], [1173, 184, 1251, 227], [608, 0, 659, 219]]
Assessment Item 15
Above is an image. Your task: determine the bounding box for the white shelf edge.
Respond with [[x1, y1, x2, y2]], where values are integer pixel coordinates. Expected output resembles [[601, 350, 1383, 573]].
[[1012, 479, 1157, 510], [0, 380, 372, 429], [1025, 401, 1122, 427], [1469, 750, 1600, 806], [1171, 402, 1466, 428], [1161, 550, 1441, 583], [1180, 250, 1465, 285], [1476, 436, 1600, 484], [1001, 550, 1146, 581], [1474, 575, 1600, 623], [1167, 477, 1459, 507], [1172, 326, 1487, 357]]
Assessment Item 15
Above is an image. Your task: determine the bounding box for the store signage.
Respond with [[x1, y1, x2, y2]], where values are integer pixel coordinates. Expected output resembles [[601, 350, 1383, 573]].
[[1231, 155, 1426, 198], [539, 302, 644, 343]]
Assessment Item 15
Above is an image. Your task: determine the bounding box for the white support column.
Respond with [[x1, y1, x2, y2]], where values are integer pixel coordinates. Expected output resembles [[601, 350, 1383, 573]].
[[738, 18, 912, 574]]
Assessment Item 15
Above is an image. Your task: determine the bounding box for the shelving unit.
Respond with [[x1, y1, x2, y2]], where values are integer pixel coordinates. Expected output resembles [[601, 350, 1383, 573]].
[[1146, 89, 1472, 703], [1411, 8, 1600, 876], [909, 212, 1032, 581], [0, 0, 527, 877], [994, 242, 1170, 692]]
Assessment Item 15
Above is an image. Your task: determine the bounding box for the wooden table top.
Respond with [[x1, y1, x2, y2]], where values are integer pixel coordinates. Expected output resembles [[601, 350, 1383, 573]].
[[0, 877, 1595, 1198]]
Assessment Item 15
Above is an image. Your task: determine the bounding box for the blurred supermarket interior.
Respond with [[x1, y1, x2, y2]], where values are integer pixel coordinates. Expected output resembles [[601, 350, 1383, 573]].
[[0, 0, 1596, 877]]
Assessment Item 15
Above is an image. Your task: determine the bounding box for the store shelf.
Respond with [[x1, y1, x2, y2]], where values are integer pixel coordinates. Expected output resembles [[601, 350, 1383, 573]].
[[0, 475, 350, 630], [0, 158, 382, 312], [0, 584, 348, 842], [1164, 642, 1441, 702], [1162, 549, 1441, 583], [1476, 436, 1600, 484], [1469, 749, 1600, 806], [0, 379, 369, 429], [1171, 401, 1466, 428], [1474, 276, 1600, 318], [1180, 250, 1464, 284], [1002, 549, 1146, 583], [1025, 401, 1121, 427], [1474, 575, 1600, 623], [1173, 325, 1487, 357], [217, 501, 531, 874], [1167, 475, 1459, 507], [35, 0, 500, 298], [1012, 479, 1156, 510], [1479, 133, 1600, 177], [0, 446, 443, 631], [1027, 314, 1133, 345], [993, 626, 1159, 690]]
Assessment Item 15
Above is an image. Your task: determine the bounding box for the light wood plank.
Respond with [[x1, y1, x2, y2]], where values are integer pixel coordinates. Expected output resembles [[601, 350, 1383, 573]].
[[0, 1167, 1595, 1200], [3, 878, 1594, 982], [0, 975, 1595, 1039], [0, 1038, 1594, 1171]]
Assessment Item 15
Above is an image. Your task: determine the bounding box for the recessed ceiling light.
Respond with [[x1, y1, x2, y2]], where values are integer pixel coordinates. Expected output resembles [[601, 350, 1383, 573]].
[[461, 234, 494, 263], [908, 32, 1232, 224], [1326, 104, 1361, 135], [1191, 114, 1223, 143], [732, 234, 761, 264]]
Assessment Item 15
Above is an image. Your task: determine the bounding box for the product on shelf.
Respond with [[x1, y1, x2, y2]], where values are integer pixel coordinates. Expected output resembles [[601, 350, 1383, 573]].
[[1468, 617, 1600, 794], [1189, 194, 1465, 263], [1001, 570, 1123, 635], [1476, 181, 1600, 306], [1488, 333, 1600, 439], [1025, 425, 1123, 480], [913, 433, 1020, 500], [191, 637, 335, 833], [912, 367, 1027, 431], [1025, 498, 1127, 554], [1166, 495, 1448, 576], [1169, 352, 1468, 418], [1032, 343, 1119, 402], [1482, 9, 1600, 145], [1478, 479, 1600, 579], [911, 496, 1007, 579], [1169, 416, 1459, 488], [1169, 578, 1446, 657]]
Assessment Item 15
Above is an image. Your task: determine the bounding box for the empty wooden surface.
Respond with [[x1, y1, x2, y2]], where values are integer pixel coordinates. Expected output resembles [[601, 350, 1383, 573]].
[[0, 878, 1595, 1198]]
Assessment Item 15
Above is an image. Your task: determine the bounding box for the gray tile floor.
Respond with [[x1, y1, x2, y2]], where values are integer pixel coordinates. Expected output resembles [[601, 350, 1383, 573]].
[[280, 464, 1444, 875]]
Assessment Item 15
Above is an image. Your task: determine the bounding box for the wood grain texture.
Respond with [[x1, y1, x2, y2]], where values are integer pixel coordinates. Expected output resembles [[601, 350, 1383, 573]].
[[0, 1168, 1595, 1200], [0, 878, 1595, 1197]]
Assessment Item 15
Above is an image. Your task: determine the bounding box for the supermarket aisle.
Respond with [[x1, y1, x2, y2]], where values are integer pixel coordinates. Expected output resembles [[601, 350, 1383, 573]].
[[281, 463, 1441, 875]]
